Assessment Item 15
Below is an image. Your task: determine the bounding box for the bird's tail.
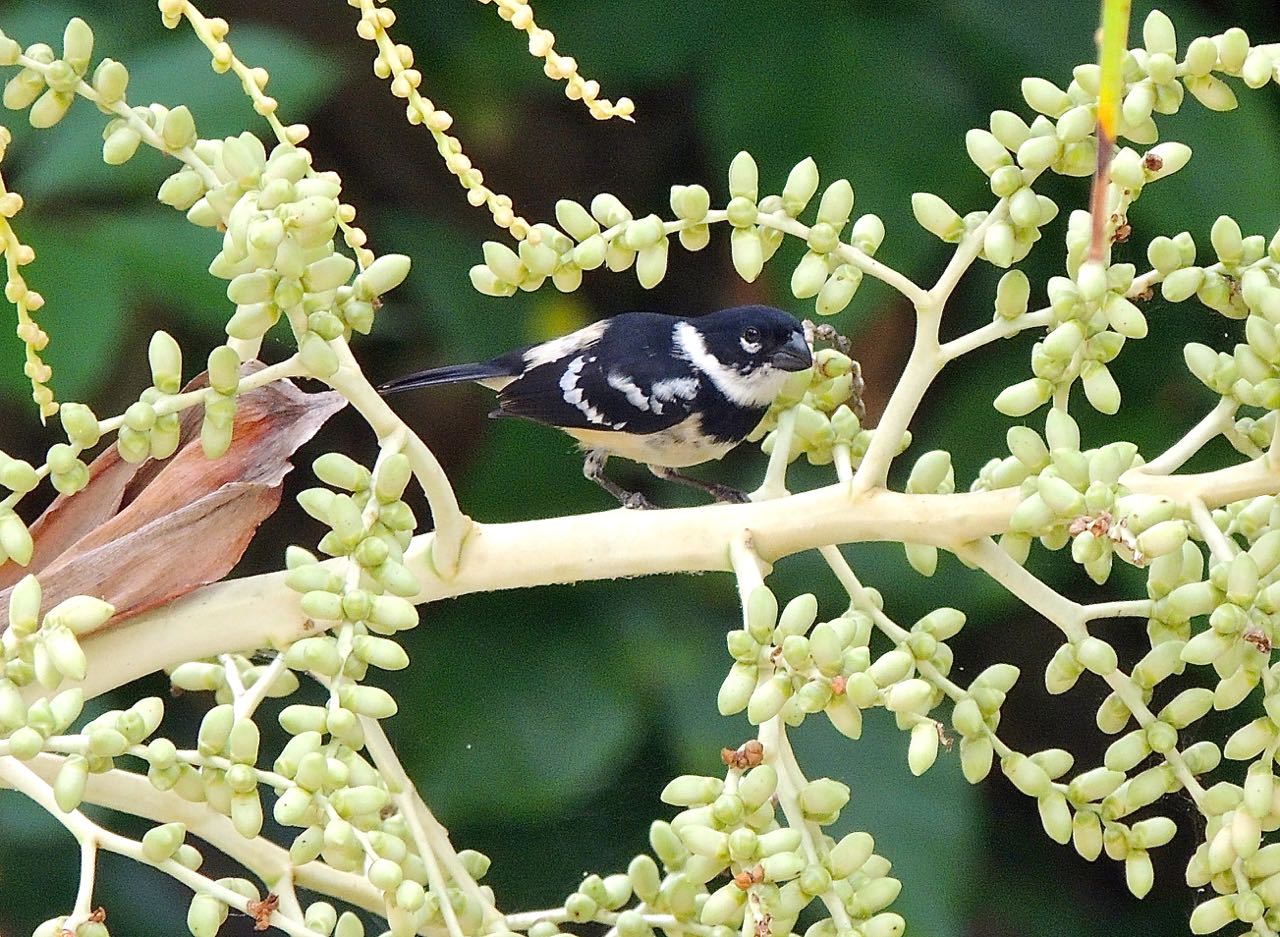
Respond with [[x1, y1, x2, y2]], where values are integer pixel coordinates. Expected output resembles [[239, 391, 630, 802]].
[[377, 360, 515, 395]]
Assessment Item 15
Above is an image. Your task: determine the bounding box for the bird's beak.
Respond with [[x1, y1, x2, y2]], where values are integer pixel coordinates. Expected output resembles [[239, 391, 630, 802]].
[[770, 333, 814, 372]]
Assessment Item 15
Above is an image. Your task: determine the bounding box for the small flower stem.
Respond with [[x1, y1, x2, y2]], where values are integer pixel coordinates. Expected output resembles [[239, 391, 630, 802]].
[[759, 719, 856, 937], [1189, 497, 1236, 563], [939, 307, 1054, 362], [752, 407, 797, 501], [359, 717, 499, 927], [233, 653, 288, 722], [956, 537, 1209, 811], [1079, 599, 1153, 622], [0, 755, 328, 937], [324, 337, 471, 577], [1138, 398, 1237, 475]]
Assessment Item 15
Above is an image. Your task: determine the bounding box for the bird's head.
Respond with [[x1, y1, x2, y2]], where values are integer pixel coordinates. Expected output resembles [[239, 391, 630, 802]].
[[693, 305, 812, 374], [675, 305, 813, 408]]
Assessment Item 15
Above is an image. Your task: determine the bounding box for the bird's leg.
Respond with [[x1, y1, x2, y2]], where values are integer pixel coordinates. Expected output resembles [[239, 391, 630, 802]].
[[583, 449, 655, 509], [648, 465, 750, 504]]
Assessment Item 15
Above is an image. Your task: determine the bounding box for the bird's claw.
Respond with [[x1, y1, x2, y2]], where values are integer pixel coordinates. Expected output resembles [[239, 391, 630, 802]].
[[622, 492, 657, 510], [712, 486, 751, 504]]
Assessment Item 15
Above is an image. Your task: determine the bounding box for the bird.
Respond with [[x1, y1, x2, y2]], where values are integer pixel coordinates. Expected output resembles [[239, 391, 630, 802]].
[[377, 304, 813, 508]]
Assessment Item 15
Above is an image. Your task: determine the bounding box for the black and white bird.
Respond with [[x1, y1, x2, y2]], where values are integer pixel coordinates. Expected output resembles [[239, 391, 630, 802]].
[[377, 305, 813, 508]]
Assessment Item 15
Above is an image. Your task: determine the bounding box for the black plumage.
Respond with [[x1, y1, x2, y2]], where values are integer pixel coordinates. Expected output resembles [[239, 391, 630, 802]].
[[378, 305, 812, 508]]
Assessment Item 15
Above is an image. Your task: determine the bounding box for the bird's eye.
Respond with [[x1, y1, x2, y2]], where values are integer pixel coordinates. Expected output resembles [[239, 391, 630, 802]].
[[742, 326, 761, 343]]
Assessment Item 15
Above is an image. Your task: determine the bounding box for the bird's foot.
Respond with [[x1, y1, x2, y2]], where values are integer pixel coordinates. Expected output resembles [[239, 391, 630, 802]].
[[621, 491, 657, 510], [710, 485, 750, 504]]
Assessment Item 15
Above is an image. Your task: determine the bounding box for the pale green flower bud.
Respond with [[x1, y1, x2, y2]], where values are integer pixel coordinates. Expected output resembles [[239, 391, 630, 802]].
[[99, 124, 145, 165], [1187, 894, 1237, 935], [965, 129, 1011, 175], [1140, 9, 1176, 55], [51, 754, 88, 812], [519, 236, 560, 277], [1225, 718, 1277, 761], [787, 251, 827, 300], [1161, 268, 1209, 309], [865, 649, 911, 688], [729, 228, 762, 284], [158, 104, 196, 151], [849, 876, 901, 918], [982, 222, 1015, 268], [728, 150, 758, 201], [1211, 215, 1245, 264], [884, 678, 932, 715], [825, 694, 863, 740], [994, 378, 1053, 417], [1001, 753, 1051, 797], [1143, 142, 1192, 181], [1021, 76, 1072, 116], [775, 156, 821, 217], [1186, 73, 1238, 111], [907, 721, 939, 775], [141, 822, 187, 863], [338, 684, 397, 719], [910, 192, 964, 242], [303, 254, 355, 294], [555, 199, 599, 240], [759, 851, 804, 883], [334, 911, 364, 937], [662, 775, 724, 808], [770, 594, 817, 643], [1037, 791, 1071, 844], [1118, 849, 1154, 899], [1076, 637, 1117, 675], [42, 625, 86, 681], [187, 894, 228, 937], [1016, 134, 1061, 173], [698, 883, 745, 926], [956, 735, 991, 783], [799, 778, 850, 818], [1242, 47, 1274, 88], [747, 673, 792, 724], [815, 265, 860, 315], [1080, 361, 1120, 414], [814, 180, 855, 232], [198, 704, 236, 757]]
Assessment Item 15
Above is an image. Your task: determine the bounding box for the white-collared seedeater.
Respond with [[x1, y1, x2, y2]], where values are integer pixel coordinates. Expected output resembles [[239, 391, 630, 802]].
[[378, 305, 812, 508]]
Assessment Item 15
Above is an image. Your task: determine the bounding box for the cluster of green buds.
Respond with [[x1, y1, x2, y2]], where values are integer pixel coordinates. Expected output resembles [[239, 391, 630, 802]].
[[1176, 219, 1280, 409], [626, 765, 902, 937], [750, 344, 904, 469], [1, 574, 112, 694], [1184, 729, 1280, 934], [156, 133, 410, 356], [951, 651, 1184, 898], [901, 451, 954, 577], [0, 450, 39, 565], [1, 576, 169, 822], [719, 586, 958, 775], [470, 151, 886, 320], [115, 331, 185, 463], [0, 18, 96, 129], [1147, 535, 1280, 698], [974, 409, 1178, 583]]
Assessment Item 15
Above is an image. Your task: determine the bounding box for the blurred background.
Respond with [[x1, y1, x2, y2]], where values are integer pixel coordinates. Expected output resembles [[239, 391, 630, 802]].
[[0, 0, 1278, 934]]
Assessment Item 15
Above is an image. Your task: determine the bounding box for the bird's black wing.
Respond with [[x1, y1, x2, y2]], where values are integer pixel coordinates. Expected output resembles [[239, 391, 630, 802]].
[[494, 314, 701, 433]]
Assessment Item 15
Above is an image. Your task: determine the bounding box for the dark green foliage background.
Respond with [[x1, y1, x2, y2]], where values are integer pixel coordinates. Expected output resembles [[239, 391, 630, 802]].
[[0, 2, 1277, 934]]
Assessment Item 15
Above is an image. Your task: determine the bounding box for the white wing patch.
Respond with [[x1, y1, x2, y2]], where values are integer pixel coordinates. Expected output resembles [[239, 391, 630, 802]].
[[651, 376, 699, 405], [524, 320, 608, 369], [607, 371, 654, 412], [673, 321, 786, 407], [559, 355, 611, 425]]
